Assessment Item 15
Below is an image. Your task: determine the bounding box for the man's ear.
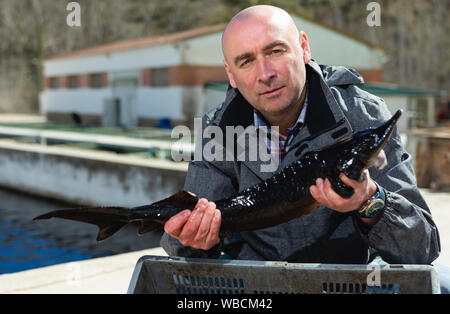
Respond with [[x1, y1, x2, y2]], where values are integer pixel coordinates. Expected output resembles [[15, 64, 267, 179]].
[[223, 60, 237, 88], [300, 32, 311, 64]]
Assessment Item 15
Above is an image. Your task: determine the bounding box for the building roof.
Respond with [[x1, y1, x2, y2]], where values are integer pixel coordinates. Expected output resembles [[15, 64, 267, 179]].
[[45, 24, 227, 61]]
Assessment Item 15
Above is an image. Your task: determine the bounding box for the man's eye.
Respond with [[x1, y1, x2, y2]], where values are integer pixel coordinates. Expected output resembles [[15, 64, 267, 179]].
[[240, 59, 252, 68], [271, 49, 284, 55]]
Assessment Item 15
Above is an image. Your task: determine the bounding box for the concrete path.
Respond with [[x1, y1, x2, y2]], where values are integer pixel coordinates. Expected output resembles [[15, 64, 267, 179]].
[[421, 189, 450, 266], [0, 247, 167, 294]]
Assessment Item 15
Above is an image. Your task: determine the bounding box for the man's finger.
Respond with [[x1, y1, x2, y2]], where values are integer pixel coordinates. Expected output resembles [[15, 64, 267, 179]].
[[339, 170, 369, 188], [309, 185, 319, 200], [310, 179, 328, 205], [164, 209, 191, 237], [178, 199, 208, 240], [205, 209, 222, 247], [363, 169, 370, 182], [316, 179, 342, 208], [195, 202, 216, 243], [315, 178, 333, 205]]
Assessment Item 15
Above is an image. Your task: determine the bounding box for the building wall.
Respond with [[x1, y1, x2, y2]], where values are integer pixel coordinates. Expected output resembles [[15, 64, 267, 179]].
[[41, 85, 209, 126], [40, 88, 112, 115], [138, 86, 206, 126], [42, 36, 230, 126], [292, 16, 386, 71], [138, 87, 185, 121], [183, 32, 224, 65], [42, 66, 226, 126]]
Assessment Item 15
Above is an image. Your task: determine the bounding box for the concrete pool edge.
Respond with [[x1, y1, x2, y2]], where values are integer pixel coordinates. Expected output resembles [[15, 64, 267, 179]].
[[0, 247, 168, 294]]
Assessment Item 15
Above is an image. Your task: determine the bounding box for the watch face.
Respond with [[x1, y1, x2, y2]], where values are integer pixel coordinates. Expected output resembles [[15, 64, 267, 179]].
[[366, 199, 385, 217]]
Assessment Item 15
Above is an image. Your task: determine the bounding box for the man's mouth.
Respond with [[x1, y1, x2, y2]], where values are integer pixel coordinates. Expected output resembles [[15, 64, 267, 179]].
[[260, 86, 284, 97]]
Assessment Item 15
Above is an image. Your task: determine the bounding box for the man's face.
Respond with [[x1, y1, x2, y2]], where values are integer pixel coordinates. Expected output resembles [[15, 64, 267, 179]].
[[223, 17, 311, 119]]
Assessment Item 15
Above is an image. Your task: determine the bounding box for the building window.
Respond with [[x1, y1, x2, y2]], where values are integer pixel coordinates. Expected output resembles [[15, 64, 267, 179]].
[[68, 75, 79, 89], [49, 77, 59, 89], [152, 68, 169, 87], [90, 73, 103, 88]]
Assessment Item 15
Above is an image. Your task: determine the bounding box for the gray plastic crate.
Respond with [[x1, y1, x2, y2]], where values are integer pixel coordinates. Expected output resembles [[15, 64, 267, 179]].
[[127, 255, 440, 294]]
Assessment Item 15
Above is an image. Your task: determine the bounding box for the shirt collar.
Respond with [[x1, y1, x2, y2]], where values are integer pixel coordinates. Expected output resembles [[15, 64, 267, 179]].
[[253, 87, 308, 134]]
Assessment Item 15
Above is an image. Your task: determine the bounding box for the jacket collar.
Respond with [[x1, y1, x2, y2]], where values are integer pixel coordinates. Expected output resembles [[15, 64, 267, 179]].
[[209, 60, 356, 181]]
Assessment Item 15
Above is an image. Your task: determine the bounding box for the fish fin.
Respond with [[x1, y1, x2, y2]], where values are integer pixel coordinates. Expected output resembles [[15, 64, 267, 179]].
[[138, 219, 162, 235], [97, 222, 127, 241], [33, 207, 130, 241], [152, 190, 198, 208], [134, 191, 196, 235]]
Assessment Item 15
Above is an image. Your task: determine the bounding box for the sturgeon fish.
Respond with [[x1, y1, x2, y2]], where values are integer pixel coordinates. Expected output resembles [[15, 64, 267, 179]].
[[34, 110, 402, 241]]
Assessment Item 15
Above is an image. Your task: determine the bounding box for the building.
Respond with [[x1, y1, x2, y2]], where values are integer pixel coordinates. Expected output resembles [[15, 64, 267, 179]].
[[40, 14, 388, 128]]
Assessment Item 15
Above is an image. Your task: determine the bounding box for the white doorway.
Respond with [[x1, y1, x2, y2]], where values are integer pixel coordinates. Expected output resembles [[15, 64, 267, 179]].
[[111, 71, 138, 127]]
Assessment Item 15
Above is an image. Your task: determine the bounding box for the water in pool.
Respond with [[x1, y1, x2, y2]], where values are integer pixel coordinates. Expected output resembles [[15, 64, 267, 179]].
[[0, 188, 162, 274]]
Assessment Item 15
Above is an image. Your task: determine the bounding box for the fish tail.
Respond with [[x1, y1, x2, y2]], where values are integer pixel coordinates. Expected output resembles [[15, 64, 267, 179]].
[[33, 190, 199, 241], [33, 207, 131, 242]]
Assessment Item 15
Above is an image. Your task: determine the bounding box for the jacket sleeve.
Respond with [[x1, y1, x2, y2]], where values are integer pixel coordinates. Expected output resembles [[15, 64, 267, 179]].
[[160, 159, 239, 258], [352, 107, 441, 265]]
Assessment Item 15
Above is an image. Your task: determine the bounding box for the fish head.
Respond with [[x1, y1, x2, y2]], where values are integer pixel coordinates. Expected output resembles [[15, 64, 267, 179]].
[[319, 110, 402, 197], [346, 109, 401, 173]]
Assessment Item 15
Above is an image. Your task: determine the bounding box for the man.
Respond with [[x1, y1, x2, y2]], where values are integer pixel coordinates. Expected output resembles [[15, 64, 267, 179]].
[[161, 5, 440, 266]]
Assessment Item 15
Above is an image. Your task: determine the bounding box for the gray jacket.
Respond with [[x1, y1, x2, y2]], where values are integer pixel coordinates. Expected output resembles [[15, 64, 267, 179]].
[[161, 61, 440, 264]]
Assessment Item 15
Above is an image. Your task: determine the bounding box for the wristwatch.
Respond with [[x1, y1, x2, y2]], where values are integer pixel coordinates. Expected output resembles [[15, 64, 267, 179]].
[[357, 182, 385, 218]]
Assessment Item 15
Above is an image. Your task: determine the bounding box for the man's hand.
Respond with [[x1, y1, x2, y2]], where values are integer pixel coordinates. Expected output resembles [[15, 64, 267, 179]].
[[164, 198, 222, 250], [309, 170, 380, 225]]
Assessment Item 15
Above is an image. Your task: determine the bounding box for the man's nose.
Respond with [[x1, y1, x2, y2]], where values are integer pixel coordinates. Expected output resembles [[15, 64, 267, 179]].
[[256, 59, 276, 85]]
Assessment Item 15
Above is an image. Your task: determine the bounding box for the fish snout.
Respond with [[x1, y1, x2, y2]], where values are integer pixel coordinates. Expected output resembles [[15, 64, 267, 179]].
[[353, 110, 402, 168]]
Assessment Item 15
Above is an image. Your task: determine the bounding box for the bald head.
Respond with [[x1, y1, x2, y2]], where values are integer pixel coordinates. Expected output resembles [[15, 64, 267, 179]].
[[228, 5, 292, 24], [222, 5, 300, 62], [220, 5, 311, 128]]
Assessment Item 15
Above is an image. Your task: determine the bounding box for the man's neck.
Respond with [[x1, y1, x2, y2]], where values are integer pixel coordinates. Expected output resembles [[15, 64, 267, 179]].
[[265, 86, 307, 137]]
